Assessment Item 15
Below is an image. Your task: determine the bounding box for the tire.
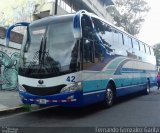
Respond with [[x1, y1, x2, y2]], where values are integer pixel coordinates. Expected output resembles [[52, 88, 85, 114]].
[[144, 81, 150, 95], [103, 83, 115, 107]]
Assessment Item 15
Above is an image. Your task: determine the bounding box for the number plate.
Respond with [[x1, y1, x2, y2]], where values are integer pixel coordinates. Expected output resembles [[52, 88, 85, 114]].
[[39, 99, 47, 104]]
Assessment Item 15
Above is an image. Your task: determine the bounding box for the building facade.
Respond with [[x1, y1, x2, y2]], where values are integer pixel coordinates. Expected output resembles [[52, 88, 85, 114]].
[[33, 0, 115, 23]]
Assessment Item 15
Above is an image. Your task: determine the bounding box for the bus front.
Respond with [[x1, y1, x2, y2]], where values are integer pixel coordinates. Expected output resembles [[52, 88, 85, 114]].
[[18, 14, 83, 106]]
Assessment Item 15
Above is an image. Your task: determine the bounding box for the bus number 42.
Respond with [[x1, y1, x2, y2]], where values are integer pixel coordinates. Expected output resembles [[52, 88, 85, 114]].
[[66, 76, 75, 82]]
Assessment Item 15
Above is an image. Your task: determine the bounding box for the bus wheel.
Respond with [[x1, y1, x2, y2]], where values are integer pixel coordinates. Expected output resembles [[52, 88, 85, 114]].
[[144, 81, 150, 95], [104, 83, 115, 107]]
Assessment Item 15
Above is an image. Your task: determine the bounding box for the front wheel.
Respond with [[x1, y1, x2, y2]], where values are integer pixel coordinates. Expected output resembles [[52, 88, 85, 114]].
[[103, 84, 115, 107]]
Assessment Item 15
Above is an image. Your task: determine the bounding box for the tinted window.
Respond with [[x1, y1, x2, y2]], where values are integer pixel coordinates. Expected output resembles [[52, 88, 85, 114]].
[[104, 25, 113, 45], [119, 32, 124, 45], [82, 16, 107, 69], [149, 47, 151, 55], [83, 39, 94, 63], [132, 39, 140, 50], [113, 29, 119, 45], [19, 16, 77, 78], [82, 15, 94, 39], [139, 42, 145, 52], [145, 45, 150, 54], [150, 47, 154, 55], [92, 17, 113, 53], [123, 34, 132, 48]]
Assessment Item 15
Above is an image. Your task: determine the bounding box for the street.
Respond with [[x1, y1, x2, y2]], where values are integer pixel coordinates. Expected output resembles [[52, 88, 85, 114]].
[[0, 87, 160, 128]]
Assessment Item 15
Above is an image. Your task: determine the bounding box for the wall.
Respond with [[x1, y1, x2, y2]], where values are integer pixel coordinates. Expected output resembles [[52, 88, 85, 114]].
[[0, 27, 22, 90]]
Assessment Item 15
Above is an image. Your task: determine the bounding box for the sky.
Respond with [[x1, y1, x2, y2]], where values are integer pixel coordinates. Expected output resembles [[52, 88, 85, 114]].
[[139, 0, 160, 46], [0, 0, 159, 46]]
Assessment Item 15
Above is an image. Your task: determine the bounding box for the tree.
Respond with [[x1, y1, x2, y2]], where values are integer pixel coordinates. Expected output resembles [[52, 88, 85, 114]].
[[106, 0, 150, 35], [0, 0, 40, 32], [153, 43, 160, 66]]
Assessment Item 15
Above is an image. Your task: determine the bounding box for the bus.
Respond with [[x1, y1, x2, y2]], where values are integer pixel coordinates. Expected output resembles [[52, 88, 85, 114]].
[[8, 10, 157, 107]]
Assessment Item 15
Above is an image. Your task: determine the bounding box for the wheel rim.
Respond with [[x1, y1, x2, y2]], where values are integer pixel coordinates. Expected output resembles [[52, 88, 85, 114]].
[[106, 88, 113, 105], [147, 84, 150, 93]]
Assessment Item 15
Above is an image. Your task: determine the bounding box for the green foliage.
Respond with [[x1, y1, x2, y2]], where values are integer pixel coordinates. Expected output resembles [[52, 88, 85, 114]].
[[153, 43, 160, 66], [106, 0, 150, 35], [21, 104, 32, 112]]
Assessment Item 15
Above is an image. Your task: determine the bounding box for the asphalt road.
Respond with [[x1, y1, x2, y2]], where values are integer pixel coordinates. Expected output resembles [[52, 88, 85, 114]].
[[0, 87, 160, 128]]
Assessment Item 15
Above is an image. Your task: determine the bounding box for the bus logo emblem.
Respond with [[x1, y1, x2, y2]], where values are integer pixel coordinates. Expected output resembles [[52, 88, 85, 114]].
[[38, 80, 44, 84]]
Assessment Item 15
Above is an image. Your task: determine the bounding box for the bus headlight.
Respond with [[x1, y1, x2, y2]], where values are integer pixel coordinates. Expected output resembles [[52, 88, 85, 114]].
[[61, 82, 82, 93], [18, 84, 26, 92]]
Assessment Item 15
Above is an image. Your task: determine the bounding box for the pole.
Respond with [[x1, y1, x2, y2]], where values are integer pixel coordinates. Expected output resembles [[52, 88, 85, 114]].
[[54, 0, 58, 15]]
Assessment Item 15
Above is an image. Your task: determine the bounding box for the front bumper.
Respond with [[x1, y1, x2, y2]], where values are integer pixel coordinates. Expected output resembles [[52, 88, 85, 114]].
[[19, 90, 83, 107]]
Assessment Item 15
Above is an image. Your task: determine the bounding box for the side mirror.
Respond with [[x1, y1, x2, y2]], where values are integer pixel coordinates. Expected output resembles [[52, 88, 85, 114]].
[[73, 14, 82, 39], [5, 22, 30, 47]]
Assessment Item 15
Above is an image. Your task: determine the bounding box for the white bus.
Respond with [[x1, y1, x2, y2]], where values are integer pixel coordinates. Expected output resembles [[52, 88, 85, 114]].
[[7, 10, 156, 107]]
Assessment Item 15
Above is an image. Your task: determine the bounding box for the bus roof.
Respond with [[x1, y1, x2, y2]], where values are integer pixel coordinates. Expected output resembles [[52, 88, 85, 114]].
[[30, 14, 75, 27], [30, 10, 152, 48]]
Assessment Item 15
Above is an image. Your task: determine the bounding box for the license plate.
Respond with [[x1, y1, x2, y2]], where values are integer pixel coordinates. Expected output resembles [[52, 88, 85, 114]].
[[39, 99, 47, 104]]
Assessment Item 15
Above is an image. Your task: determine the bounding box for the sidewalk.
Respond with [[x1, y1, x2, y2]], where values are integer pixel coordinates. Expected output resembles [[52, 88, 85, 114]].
[[0, 90, 24, 115]]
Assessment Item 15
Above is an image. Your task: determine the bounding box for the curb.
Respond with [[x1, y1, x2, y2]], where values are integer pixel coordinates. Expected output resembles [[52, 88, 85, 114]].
[[0, 106, 25, 116]]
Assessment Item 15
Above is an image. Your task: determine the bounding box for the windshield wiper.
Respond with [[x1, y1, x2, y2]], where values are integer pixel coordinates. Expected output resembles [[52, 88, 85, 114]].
[[39, 37, 43, 62], [39, 37, 47, 66], [42, 37, 47, 64]]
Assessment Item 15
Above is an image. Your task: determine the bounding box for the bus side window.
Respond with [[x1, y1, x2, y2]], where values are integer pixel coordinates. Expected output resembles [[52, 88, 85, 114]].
[[81, 15, 94, 39], [132, 39, 140, 50], [123, 34, 132, 48], [149, 47, 151, 55], [145, 45, 150, 54], [119, 32, 124, 45], [82, 17, 107, 69], [139, 42, 145, 52], [91, 17, 113, 54], [113, 29, 119, 45], [83, 39, 95, 69], [94, 42, 105, 63], [150, 47, 154, 55], [128, 37, 132, 48], [143, 43, 146, 53]]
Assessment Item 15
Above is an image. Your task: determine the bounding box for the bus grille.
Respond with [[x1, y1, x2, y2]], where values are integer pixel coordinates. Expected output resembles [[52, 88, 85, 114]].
[[23, 84, 66, 96]]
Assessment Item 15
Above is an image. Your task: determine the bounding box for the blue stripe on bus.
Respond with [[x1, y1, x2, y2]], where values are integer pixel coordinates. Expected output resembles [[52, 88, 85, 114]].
[[82, 83, 151, 106], [83, 77, 156, 93], [83, 89, 106, 96], [121, 68, 156, 73], [114, 59, 131, 75]]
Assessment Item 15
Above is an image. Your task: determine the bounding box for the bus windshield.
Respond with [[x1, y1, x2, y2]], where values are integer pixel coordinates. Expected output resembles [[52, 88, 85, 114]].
[[19, 16, 79, 78]]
